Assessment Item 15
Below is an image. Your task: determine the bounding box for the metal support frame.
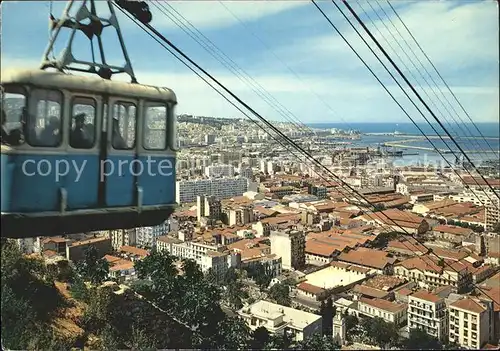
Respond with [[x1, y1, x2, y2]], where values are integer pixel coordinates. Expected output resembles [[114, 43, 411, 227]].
[[40, 0, 137, 83]]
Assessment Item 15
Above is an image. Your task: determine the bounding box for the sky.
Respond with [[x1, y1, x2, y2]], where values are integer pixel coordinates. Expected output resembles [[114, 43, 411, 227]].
[[2, 0, 499, 125]]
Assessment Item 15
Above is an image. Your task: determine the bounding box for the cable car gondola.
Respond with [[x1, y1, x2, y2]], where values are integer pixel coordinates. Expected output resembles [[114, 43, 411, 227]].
[[1, 0, 178, 238]]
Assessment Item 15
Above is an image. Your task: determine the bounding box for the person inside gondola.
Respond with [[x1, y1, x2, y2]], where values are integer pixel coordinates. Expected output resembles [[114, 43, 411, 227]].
[[112, 116, 127, 149], [70, 113, 92, 148], [40, 116, 60, 146], [1, 109, 8, 143], [1, 108, 23, 146]]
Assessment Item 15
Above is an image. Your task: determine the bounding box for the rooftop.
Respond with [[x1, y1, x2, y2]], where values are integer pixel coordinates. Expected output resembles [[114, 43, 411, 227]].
[[239, 300, 321, 329]]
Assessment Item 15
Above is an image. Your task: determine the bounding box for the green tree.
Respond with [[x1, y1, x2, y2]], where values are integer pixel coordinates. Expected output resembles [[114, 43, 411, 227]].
[[132, 250, 251, 349], [221, 267, 248, 309], [126, 326, 157, 350], [246, 263, 273, 289], [268, 282, 291, 306], [319, 298, 335, 335], [250, 327, 270, 350], [361, 317, 400, 348], [293, 333, 340, 350], [493, 222, 500, 234], [1, 240, 72, 349], [75, 246, 110, 285], [404, 328, 442, 350]]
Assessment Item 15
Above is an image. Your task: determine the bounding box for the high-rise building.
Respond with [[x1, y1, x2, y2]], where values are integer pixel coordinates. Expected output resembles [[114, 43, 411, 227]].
[[197, 195, 222, 222], [448, 297, 495, 349], [176, 177, 248, 203], [270, 229, 306, 270], [204, 164, 234, 178], [408, 288, 452, 342], [485, 198, 500, 231]]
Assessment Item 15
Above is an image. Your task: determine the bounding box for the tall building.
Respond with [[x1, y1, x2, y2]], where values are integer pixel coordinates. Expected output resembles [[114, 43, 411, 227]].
[[204, 134, 216, 145], [204, 164, 234, 178], [109, 229, 137, 251], [227, 205, 254, 226], [308, 185, 328, 199], [485, 198, 500, 231], [176, 177, 248, 203], [136, 222, 168, 248], [239, 166, 254, 180], [448, 297, 495, 349], [270, 229, 306, 270], [197, 195, 222, 222], [408, 288, 451, 342]]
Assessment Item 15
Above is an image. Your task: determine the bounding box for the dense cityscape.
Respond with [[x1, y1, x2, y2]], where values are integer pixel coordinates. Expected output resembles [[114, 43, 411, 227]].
[[2, 0, 500, 350], [3, 111, 500, 350]]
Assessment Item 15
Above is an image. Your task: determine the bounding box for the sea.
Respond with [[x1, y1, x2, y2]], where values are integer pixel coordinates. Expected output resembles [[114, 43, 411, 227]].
[[306, 122, 500, 166]]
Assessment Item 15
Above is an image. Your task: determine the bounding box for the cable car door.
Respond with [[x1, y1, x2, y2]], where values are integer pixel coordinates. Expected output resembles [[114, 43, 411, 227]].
[[137, 101, 177, 208], [104, 98, 137, 207]]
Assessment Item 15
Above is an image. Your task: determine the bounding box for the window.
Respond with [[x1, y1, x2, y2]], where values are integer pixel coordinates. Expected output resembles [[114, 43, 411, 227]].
[[29, 89, 63, 147], [112, 102, 136, 150], [168, 104, 178, 150], [1, 85, 26, 146], [70, 97, 96, 149], [143, 102, 167, 150]]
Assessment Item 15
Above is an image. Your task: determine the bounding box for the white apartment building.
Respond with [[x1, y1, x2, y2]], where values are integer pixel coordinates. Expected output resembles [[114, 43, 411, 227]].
[[239, 167, 254, 180], [204, 164, 234, 178], [408, 289, 450, 341], [451, 189, 500, 207], [109, 229, 137, 251], [238, 300, 322, 342], [227, 206, 254, 226], [270, 230, 306, 270], [197, 195, 222, 221], [485, 199, 500, 231], [136, 222, 168, 248], [394, 256, 472, 293], [156, 236, 239, 278], [449, 297, 495, 349], [357, 298, 407, 326], [176, 177, 248, 204]]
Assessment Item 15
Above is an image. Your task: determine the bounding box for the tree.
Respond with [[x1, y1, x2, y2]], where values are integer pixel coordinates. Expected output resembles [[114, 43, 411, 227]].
[[404, 328, 442, 350], [320, 298, 335, 335], [75, 246, 109, 285], [244, 263, 273, 290], [268, 282, 291, 306], [343, 312, 360, 341], [371, 231, 399, 248], [250, 327, 270, 350], [493, 222, 500, 234], [132, 250, 250, 349], [1, 240, 72, 349], [361, 317, 400, 348], [221, 268, 248, 309], [126, 326, 157, 351], [293, 334, 340, 350]]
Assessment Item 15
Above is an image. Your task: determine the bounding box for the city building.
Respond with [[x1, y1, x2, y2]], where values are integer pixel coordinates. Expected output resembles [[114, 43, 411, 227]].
[[270, 229, 305, 270], [176, 177, 248, 203], [485, 199, 500, 231], [408, 288, 452, 342], [109, 229, 137, 251], [204, 164, 234, 178], [238, 300, 322, 342], [394, 256, 472, 293], [66, 237, 111, 262], [197, 195, 222, 222], [308, 184, 328, 199], [357, 297, 408, 326], [136, 222, 168, 248], [239, 166, 254, 180], [449, 297, 495, 349]]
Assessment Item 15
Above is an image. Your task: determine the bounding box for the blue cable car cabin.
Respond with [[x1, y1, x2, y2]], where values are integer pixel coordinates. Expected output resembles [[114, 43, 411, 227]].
[[1, 68, 178, 238]]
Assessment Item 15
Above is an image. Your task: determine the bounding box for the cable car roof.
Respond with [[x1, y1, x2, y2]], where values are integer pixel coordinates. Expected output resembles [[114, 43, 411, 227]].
[[1, 68, 177, 102]]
